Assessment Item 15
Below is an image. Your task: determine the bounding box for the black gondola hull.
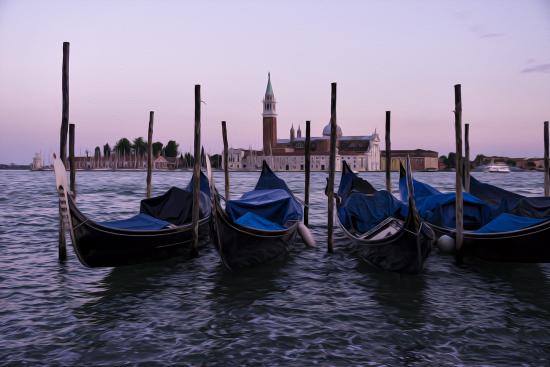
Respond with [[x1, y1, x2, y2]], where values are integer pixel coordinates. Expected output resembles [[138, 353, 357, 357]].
[[210, 199, 299, 270], [340, 218, 434, 274], [68, 197, 210, 267], [336, 160, 435, 274], [432, 222, 550, 263]]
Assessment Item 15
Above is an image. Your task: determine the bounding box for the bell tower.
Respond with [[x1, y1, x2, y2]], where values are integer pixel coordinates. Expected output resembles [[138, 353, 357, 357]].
[[262, 72, 277, 155]]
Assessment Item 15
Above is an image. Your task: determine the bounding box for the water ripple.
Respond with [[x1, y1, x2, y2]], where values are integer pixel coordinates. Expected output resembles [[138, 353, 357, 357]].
[[0, 170, 549, 365]]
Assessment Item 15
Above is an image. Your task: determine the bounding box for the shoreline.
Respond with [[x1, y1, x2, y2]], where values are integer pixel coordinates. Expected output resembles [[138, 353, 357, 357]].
[[2, 168, 545, 173]]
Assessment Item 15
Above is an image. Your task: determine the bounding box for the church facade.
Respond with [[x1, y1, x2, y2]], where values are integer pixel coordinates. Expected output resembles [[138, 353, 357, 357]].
[[225, 73, 381, 171]]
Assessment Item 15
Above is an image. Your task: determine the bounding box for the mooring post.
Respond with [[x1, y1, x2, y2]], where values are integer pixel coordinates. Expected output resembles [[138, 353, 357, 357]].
[[221, 121, 230, 200], [146, 111, 154, 198], [60, 42, 70, 165], [327, 83, 337, 253], [191, 85, 201, 257], [304, 121, 311, 226], [464, 123, 471, 192], [58, 42, 70, 262], [545, 121, 549, 197], [385, 111, 391, 192], [454, 84, 464, 262], [69, 123, 76, 198]]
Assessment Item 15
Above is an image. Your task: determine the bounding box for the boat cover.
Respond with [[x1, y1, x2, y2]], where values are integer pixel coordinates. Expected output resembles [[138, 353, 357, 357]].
[[470, 176, 550, 219], [399, 175, 492, 229], [139, 171, 211, 225], [254, 161, 294, 194], [100, 213, 172, 231], [234, 212, 285, 231], [226, 161, 302, 230], [337, 161, 376, 200], [475, 213, 547, 234], [337, 161, 407, 233], [338, 191, 407, 233], [226, 189, 302, 228]]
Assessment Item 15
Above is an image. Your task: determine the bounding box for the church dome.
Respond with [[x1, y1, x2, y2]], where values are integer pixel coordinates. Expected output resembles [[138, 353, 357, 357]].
[[322, 122, 342, 137]]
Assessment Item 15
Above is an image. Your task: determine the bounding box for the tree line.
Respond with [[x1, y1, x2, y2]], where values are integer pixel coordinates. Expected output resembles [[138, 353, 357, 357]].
[[92, 138, 180, 159], [439, 153, 520, 169], [84, 138, 222, 169]]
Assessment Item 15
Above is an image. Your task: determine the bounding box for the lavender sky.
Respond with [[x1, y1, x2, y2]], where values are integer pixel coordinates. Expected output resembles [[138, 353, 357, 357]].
[[1, 0, 550, 164]]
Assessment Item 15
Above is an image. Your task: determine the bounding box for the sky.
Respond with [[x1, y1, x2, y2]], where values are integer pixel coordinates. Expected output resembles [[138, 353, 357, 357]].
[[1, 0, 550, 164]]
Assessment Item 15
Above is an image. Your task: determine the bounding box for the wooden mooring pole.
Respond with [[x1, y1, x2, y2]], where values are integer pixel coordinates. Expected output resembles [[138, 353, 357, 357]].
[[454, 84, 464, 262], [191, 85, 201, 257], [69, 123, 76, 198], [385, 111, 391, 192], [304, 120, 311, 226], [222, 121, 230, 200], [327, 83, 337, 253], [58, 42, 70, 261], [146, 111, 154, 198], [464, 123, 470, 192], [545, 121, 549, 197], [60, 42, 70, 165]]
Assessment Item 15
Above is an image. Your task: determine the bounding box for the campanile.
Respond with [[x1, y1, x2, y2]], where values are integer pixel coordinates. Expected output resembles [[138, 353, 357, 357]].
[[262, 72, 277, 155]]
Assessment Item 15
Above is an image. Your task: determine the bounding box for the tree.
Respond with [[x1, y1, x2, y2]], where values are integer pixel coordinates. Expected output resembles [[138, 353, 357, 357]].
[[473, 154, 486, 167], [152, 142, 163, 158], [133, 137, 147, 156], [164, 140, 179, 157], [103, 143, 111, 158], [211, 154, 222, 168], [184, 152, 194, 168], [446, 152, 456, 169], [114, 138, 132, 155], [94, 146, 101, 158]]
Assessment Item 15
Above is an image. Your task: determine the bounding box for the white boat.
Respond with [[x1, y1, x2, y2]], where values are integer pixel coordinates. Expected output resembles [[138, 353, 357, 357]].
[[485, 161, 510, 173]]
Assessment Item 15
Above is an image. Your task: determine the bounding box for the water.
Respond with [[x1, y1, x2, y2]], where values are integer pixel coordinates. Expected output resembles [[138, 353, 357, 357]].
[[1, 170, 550, 366]]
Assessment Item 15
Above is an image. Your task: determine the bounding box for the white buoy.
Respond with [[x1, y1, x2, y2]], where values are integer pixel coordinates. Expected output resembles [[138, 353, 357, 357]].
[[437, 235, 456, 254], [298, 222, 316, 248]]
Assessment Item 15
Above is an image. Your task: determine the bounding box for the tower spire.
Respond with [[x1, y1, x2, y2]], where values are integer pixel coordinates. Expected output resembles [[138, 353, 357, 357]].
[[266, 72, 274, 96], [263, 72, 276, 117], [262, 72, 278, 155]]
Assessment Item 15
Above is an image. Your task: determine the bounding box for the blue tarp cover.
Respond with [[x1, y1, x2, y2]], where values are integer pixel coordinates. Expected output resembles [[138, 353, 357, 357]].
[[475, 213, 546, 234], [100, 213, 171, 231], [226, 189, 302, 227], [140, 171, 211, 225], [234, 211, 285, 231], [338, 191, 407, 233], [470, 176, 550, 219], [400, 176, 492, 229]]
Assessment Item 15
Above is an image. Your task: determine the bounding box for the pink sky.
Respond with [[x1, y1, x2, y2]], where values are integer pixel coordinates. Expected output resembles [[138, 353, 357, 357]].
[[1, 0, 550, 164]]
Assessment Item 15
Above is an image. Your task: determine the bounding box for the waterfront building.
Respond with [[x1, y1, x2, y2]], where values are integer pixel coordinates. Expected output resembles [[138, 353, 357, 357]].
[[31, 153, 44, 170], [70, 154, 182, 170], [380, 149, 439, 171], [224, 73, 381, 171]]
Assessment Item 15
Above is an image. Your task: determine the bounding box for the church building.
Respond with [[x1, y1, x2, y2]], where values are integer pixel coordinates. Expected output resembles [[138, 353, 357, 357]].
[[225, 73, 381, 171]]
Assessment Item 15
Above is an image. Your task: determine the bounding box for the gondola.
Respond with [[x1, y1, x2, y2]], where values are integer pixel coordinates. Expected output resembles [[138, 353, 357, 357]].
[[399, 166, 550, 262], [334, 159, 434, 274], [209, 160, 313, 270], [53, 156, 211, 267]]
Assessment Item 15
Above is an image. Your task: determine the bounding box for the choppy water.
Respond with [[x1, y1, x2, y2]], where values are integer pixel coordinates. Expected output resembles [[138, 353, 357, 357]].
[[1, 170, 550, 366]]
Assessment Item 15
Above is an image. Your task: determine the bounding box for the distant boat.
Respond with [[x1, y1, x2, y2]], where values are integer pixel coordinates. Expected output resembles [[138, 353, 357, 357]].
[[485, 160, 510, 173]]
